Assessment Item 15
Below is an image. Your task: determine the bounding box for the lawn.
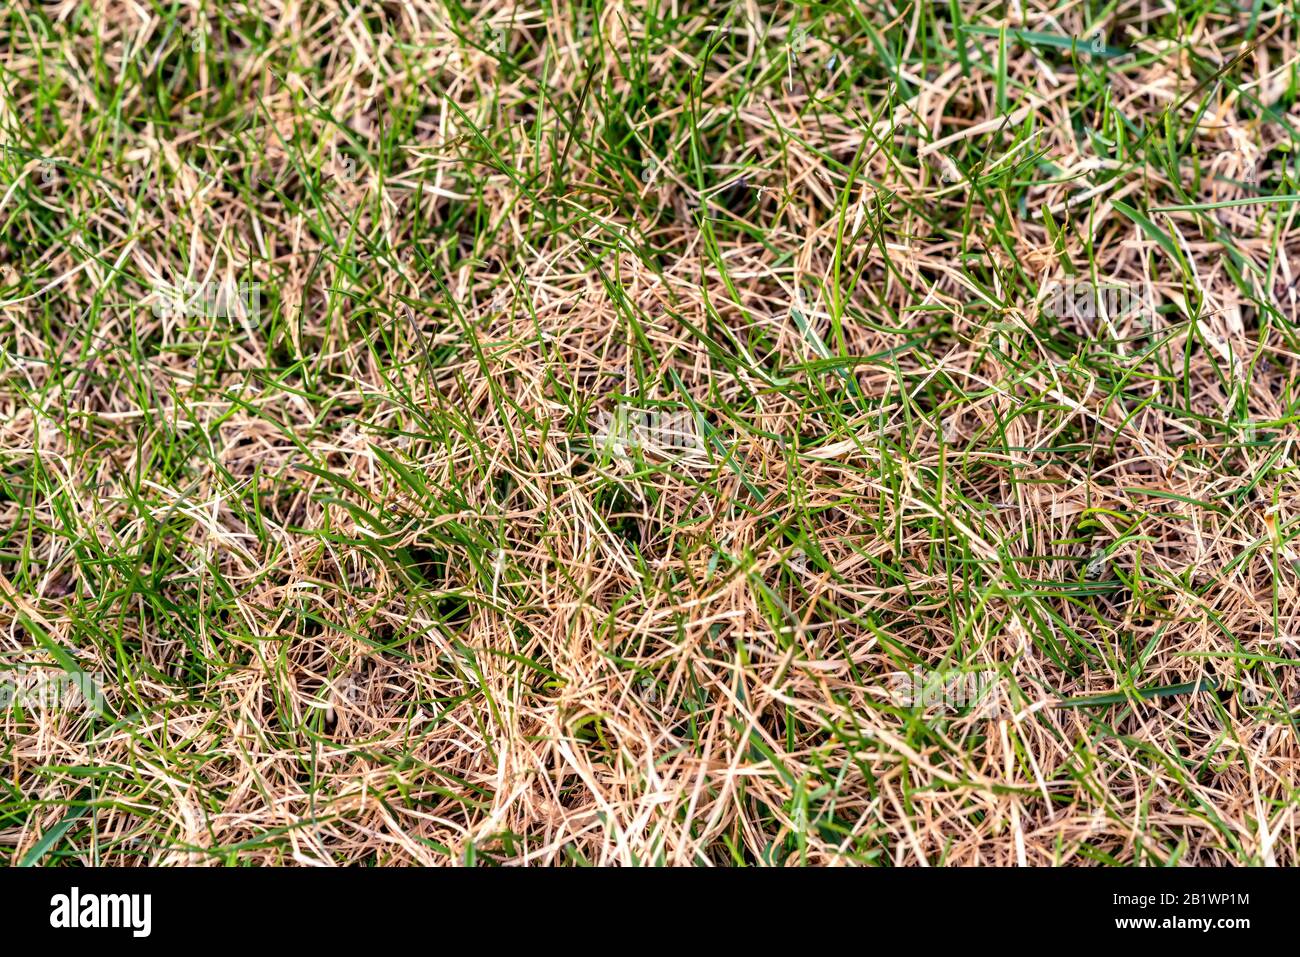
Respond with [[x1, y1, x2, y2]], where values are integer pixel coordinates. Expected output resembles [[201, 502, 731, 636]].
[[1, 0, 1298, 865]]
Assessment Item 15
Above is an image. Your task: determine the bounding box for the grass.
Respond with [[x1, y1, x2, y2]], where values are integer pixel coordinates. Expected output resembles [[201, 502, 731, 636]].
[[0, 0, 1298, 866]]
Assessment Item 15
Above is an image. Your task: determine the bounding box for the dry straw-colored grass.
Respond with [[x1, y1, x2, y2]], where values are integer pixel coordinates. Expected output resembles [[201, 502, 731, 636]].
[[1, 0, 1299, 865]]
